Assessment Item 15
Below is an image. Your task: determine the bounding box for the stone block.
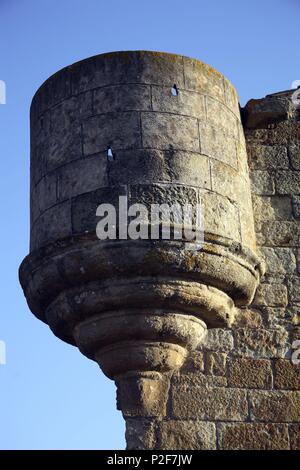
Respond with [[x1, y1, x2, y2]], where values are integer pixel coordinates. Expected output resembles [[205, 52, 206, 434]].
[[159, 421, 216, 450], [71, 51, 185, 94], [228, 357, 273, 389], [51, 92, 93, 131], [152, 86, 205, 119], [44, 123, 82, 172], [172, 372, 227, 388], [253, 283, 288, 307], [72, 185, 127, 235], [30, 200, 72, 251], [57, 155, 108, 201], [234, 327, 289, 358], [234, 308, 263, 329], [218, 423, 289, 450], [199, 122, 237, 168], [180, 351, 204, 373], [249, 145, 288, 170], [126, 418, 156, 450], [292, 195, 300, 218], [202, 191, 241, 241], [261, 220, 300, 247], [94, 84, 151, 114], [276, 170, 300, 195], [249, 390, 300, 422], [117, 372, 169, 418], [183, 57, 225, 104], [172, 386, 248, 421], [32, 67, 71, 117], [258, 247, 296, 275], [200, 328, 234, 352], [206, 352, 227, 376], [206, 97, 239, 139], [290, 424, 300, 450], [250, 170, 275, 195], [83, 112, 141, 155], [289, 144, 300, 170], [274, 359, 300, 390], [141, 112, 200, 152]]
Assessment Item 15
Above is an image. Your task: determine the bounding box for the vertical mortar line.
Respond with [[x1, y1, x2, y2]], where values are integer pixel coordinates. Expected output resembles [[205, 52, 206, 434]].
[[208, 158, 213, 191], [80, 122, 84, 158], [91, 89, 95, 116], [287, 423, 292, 450], [215, 421, 221, 450], [149, 85, 153, 111], [139, 111, 143, 149]]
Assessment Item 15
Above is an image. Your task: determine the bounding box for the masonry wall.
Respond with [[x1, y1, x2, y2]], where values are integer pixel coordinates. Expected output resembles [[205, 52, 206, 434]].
[[126, 93, 300, 451]]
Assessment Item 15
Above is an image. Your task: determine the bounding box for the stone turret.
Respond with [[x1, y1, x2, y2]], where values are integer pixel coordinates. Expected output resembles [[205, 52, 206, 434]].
[[19, 51, 263, 446]]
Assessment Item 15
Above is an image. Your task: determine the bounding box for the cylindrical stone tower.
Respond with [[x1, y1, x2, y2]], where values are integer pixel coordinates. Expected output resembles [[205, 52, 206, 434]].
[[19, 51, 263, 435]]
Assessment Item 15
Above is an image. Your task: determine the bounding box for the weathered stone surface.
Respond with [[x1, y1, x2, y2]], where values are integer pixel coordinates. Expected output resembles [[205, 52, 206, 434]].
[[234, 328, 288, 358], [249, 390, 300, 422], [57, 155, 108, 201], [172, 386, 248, 420], [289, 144, 300, 170], [244, 95, 293, 129], [117, 372, 170, 418], [199, 122, 237, 168], [228, 357, 273, 389], [206, 352, 227, 376], [71, 185, 127, 234], [250, 170, 275, 195], [180, 351, 204, 373], [219, 423, 289, 450], [152, 86, 205, 118], [126, 418, 156, 450], [258, 247, 296, 274], [274, 359, 300, 390], [249, 144, 288, 170], [200, 328, 234, 352], [83, 112, 141, 155], [202, 191, 241, 241], [253, 283, 288, 307], [172, 372, 227, 388], [234, 308, 263, 328], [71, 51, 185, 95], [183, 57, 225, 104], [287, 276, 300, 302], [30, 200, 72, 251], [206, 97, 238, 138], [159, 421, 216, 450], [276, 171, 300, 195], [94, 84, 151, 114], [252, 196, 293, 232], [292, 195, 300, 218], [290, 424, 300, 450], [261, 221, 300, 247], [142, 112, 200, 152]]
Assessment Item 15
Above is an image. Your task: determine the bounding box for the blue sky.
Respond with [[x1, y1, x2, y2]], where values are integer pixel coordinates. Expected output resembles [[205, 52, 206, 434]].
[[0, 0, 299, 450]]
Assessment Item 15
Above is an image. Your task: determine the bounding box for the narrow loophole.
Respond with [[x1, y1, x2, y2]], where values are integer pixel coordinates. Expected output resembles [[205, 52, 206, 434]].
[[107, 146, 114, 161], [171, 84, 178, 96]]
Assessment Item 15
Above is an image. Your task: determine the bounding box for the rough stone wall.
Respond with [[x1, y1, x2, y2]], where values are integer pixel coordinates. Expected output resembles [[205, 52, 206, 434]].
[[126, 93, 300, 451]]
